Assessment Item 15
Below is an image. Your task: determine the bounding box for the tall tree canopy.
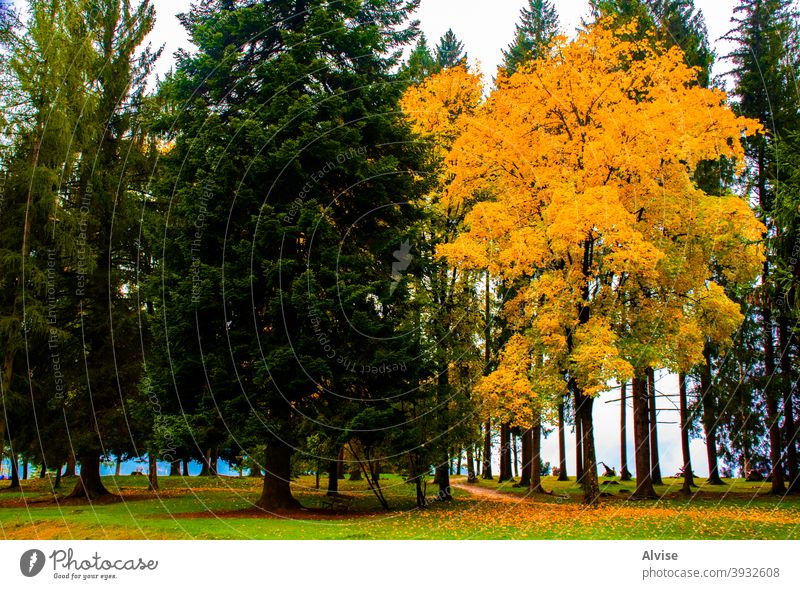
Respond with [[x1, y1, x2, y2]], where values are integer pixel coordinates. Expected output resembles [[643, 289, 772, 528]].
[[502, 0, 560, 73], [434, 20, 763, 503], [435, 28, 467, 69], [151, 0, 429, 509]]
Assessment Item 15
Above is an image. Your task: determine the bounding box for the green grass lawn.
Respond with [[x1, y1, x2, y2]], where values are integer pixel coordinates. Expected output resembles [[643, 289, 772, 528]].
[[1, 473, 799, 540]]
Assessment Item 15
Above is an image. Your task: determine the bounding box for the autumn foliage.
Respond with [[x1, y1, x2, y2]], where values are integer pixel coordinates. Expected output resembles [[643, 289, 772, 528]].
[[403, 20, 765, 503]]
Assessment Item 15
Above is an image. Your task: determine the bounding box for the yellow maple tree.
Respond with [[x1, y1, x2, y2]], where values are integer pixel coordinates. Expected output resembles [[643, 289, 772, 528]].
[[427, 21, 764, 504]]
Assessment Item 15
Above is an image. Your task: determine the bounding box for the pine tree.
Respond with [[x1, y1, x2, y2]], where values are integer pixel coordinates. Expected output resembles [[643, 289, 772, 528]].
[[435, 29, 467, 69], [501, 0, 560, 74], [61, 0, 158, 499], [153, 0, 428, 509], [0, 0, 97, 489], [726, 0, 800, 494], [405, 33, 437, 82]]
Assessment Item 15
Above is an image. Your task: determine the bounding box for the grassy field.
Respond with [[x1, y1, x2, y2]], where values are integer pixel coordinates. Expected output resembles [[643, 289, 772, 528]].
[[1, 473, 799, 540]]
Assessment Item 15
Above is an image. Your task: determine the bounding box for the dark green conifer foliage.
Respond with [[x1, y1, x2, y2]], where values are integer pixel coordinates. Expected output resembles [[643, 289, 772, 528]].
[[502, 0, 559, 73]]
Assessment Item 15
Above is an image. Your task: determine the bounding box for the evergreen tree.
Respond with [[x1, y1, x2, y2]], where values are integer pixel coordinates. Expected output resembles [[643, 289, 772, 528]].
[[501, 0, 559, 74], [404, 33, 437, 82], [726, 0, 800, 494], [0, 0, 97, 489], [435, 29, 467, 69], [153, 0, 428, 509]]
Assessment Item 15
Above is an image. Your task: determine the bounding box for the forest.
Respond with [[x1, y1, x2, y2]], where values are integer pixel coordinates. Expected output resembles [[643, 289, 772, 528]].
[[0, 0, 799, 536]]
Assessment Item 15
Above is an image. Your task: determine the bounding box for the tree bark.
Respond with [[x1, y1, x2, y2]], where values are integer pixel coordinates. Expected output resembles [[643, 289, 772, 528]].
[[199, 448, 211, 476], [518, 427, 532, 488], [171, 460, 182, 476], [530, 422, 546, 493], [679, 372, 695, 495], [22, 460, 28, 480], [466, 445, 476, 483], [700, 345, 724, 485], [8, 452, 20, 489], [39, 463, 47, 478], [499, 422, 513, 482], [64, 452, 76, 477], [182, 457, 190, 477], [209, 448, 219, 475], [631, 376, 656, 499], [256, 443, 300, 510], [148, 454, 159, 491], [759, 140, 784, 495], [620, 382, 632, 481], [648, 368, 662, 485], [575, 409, 584, 483], [326, 460, 339, 496], [575, 387, 599, 505], [779, 316, 798, 492], [481, 420, 493, 479], [558, 400, 568, 480], [436, 453, 452, 500], [68, 454, 112, 500], [115, 455, 122, 477]]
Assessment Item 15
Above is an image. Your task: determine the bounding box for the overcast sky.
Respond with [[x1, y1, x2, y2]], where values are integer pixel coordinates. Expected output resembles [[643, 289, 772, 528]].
[[144, 0, 748, 478], [149, 0, 741, 82]]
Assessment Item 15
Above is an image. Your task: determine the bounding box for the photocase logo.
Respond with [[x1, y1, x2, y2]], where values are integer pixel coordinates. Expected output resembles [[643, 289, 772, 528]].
[[390, 240, 413, 295], [20, 549, 46, 577]]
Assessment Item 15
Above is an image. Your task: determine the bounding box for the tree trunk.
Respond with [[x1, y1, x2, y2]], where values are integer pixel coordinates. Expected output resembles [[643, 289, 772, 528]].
[[575, 387, 599, 504], [779, 316, 798, 492], [182, 457, 190, 477], [512, 435, 519, 478], [518, 427, 532, 488], [466, 446, 476, 482], [648, 368, 662, 485], [256, 443, 300, 510], [326, 460, 339, 496], [456, 449, 462, 477], [701, 345, 724, 485], [631, 376, 656, 499], [530, 422, 545, 493], [148, 454, 159, 491], [64, 452, 76, 477], [22, 460, 28, 480], [54, 464, 62, 488], [68, 454, 111, 500], [199, 448, 211, 476], [620, 382, 632, 481], [499, 422, 513, 482], [115, 455, 122, 477], [679, 372, 695, 495], [39, 463, 47, 478], [759, 142, 784, 495], [436, 453, 452, 500], [558, 400, 568, 480], [481, 420, 493, 479], [209, 448, 219, 476], [171, 460, 182, 476], [8, 452, 20, 489], [575, 409, 584, 483]]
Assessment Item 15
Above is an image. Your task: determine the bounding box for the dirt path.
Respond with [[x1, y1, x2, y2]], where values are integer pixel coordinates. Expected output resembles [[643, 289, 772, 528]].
[[450, 481, 533, 504]]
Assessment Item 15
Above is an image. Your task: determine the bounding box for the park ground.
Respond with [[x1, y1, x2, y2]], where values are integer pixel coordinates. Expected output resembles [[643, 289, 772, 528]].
[[1, 473, 800, 540]]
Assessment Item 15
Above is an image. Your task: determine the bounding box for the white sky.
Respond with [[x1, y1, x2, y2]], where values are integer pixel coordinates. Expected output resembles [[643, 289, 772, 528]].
[[145, 0, 746, 478], [149, 0, 740, 82]]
